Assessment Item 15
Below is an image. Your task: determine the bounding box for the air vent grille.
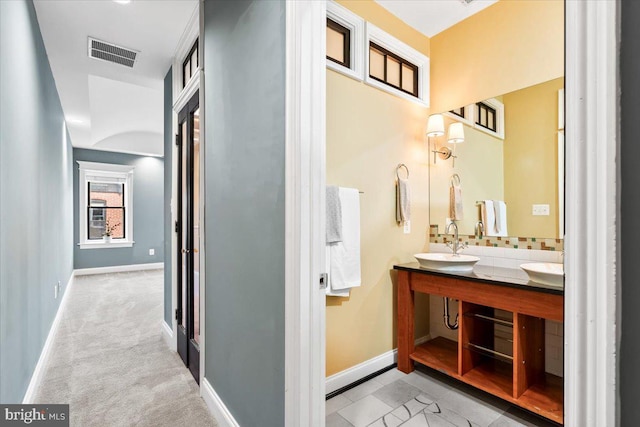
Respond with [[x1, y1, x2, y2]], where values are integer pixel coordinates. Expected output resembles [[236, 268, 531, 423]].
[[88, 37, 138, 68]]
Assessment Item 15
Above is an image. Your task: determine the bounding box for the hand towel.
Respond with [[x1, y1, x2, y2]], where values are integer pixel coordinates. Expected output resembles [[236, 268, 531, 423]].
[[481, 200, 497, 236], [326, 186, 343, 243], [396, 178, 411, 223], [449, 185, 464, 221], [493, 200, 508, 237], [327, 187, 361, 293]]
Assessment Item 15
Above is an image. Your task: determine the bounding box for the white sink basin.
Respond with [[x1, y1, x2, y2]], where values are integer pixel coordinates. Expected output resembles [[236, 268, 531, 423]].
[[520, 262, 564, 287], [414, 253, 480, 272]]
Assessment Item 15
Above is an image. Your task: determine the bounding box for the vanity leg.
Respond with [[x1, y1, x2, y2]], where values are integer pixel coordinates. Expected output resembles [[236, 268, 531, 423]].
[[397, 270, 415, 373]]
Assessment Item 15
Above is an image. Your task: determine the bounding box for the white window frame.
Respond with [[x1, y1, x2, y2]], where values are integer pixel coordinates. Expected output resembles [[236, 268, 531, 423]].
[[173, 6, 200, 114], [77, 161, 135, 249], [444, 97, 505, 140], [326, 1, 364, 81], [365, 22, 430, 106]]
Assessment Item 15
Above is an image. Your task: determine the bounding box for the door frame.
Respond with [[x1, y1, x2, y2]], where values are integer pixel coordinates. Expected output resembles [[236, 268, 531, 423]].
[[283, 1, 621, 426], [170, 4, 204, 385]]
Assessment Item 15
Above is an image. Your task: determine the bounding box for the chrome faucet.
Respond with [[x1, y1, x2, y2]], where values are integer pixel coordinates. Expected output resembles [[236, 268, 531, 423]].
[[445, 221, 467, 256]]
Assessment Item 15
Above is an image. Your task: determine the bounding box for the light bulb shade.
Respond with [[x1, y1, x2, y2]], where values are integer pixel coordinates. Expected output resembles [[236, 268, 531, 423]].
[[447, 122, 465, 143], [426, 114, 445, 137]]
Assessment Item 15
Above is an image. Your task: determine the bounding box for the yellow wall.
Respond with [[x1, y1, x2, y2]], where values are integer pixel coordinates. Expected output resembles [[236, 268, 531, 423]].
[[326, 1, 431, 377], [503, 77, 564, 237], [335, 1, 430, 57], [429, 116, 504, 236], [430, 0, 564, 113]]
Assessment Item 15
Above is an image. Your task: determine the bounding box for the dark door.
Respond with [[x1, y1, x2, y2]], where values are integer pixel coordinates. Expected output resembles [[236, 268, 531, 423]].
[[177, 91, 200, 383]]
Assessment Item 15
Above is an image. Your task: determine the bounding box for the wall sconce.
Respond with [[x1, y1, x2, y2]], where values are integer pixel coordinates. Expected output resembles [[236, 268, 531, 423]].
[[428, 114, 454, 164], [448, 122, 465, 143]]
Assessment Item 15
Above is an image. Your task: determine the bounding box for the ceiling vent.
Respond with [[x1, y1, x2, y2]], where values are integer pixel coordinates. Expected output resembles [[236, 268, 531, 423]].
[[459, 0, 475, 4], [88, 37, 138, 68]]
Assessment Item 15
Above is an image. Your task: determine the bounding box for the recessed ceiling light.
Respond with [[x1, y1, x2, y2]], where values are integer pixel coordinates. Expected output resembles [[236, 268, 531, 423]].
[[113, 0, 131, 4]]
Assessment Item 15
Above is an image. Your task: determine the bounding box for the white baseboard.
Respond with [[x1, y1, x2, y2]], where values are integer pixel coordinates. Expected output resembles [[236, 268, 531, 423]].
[[325, 335, 431, 395], [22, 272, 75, 404], [74, 262, 164, 276], [201, 378, 240, 427], [161, 320, 176, 351]]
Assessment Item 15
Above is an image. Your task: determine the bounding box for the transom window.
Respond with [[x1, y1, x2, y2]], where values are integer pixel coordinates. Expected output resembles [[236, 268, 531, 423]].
[[476, 102, 497, 132], [326, 18, 351, 68], [450, 107, 465, 119], [368, 42, 418, 97], [182, 39, 199, 89]]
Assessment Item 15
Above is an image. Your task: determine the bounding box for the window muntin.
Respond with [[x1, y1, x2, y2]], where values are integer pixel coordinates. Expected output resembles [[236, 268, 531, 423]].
[[450, 107, 465, 119], [182, 39, 199, 89], [327, 18, 350, 68], [368, 42, 418, 98]]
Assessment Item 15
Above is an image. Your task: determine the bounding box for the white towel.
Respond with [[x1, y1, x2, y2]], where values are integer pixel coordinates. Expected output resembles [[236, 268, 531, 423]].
[[481, 200, 497, 236], [396, 178, 411, 223], [493, 200, 508, 237], [326, 186, 342, 243], [449, 185, 464, 221], [326, 187, 361, 295]]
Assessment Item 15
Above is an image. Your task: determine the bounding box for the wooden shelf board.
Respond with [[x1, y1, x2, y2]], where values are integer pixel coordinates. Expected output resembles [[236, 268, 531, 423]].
[[518, 373, 564, 424], [462, 359, 514, 399], [410, 338, 564, 424], [410, 337, 458, 377]]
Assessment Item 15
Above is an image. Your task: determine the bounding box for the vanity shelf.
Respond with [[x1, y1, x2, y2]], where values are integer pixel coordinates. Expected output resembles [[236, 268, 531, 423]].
[[395, 264, 564, 424]]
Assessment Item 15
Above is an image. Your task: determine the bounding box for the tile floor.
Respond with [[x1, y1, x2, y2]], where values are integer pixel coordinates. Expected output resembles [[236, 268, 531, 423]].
[[326, 366, 560, 427]]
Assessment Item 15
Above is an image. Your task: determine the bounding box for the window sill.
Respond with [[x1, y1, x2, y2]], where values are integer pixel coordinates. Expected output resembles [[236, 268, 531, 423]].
[[78, 240, 135, 250]]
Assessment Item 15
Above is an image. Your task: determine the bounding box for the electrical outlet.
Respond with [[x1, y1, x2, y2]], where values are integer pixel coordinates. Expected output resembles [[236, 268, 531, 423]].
[[149, 248, 155, 256], [403, 220, 411, 234], [532, 204, 550, 216]]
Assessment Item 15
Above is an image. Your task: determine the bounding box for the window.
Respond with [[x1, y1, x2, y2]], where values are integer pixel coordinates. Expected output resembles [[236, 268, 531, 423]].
[[87, 183, 125, 240], [365, 23, 429, 106], [476, 102, 497, 132], [327, 18, 350, 68], [326, 1, 364, 81], [368, 42, 418, 97], [77, 161, 135, 249], [450, 107, 465, 119], [182, 39, 198, 89], [444, 97, 504, 139]]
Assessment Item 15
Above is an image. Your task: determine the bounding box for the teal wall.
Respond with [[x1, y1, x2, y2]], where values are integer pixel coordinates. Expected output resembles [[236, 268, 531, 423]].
[[164, 68, 173, 326], [73, 148, 164, 269], [203, 0, 286, 425], [0, 0, 74, 403]]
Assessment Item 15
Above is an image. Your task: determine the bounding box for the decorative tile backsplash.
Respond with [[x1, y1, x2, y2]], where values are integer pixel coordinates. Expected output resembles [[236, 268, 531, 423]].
[[429, 225, 563, 252]]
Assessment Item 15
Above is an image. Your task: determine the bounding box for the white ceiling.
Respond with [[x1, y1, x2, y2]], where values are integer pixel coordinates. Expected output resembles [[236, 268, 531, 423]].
[[374, 0, 498, 38], [33, 0, 197, 157]]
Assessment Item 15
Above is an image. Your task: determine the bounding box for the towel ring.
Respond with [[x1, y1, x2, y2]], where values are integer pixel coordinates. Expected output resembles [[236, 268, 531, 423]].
[[396, 164, 409, 180], [450, 173, 461, 187]]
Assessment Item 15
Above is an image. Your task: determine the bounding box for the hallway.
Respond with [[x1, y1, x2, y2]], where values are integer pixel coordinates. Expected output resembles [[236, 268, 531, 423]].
[[33, 270, 217, 427]]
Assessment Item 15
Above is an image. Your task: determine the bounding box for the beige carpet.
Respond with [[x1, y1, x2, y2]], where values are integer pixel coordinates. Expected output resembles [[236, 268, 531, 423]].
[[33, 270, 217, 427]]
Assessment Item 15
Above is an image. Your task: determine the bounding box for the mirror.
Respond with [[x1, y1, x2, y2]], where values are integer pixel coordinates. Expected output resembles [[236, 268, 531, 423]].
[[429, 78, 564, 239], [428, 1, 564, 241]]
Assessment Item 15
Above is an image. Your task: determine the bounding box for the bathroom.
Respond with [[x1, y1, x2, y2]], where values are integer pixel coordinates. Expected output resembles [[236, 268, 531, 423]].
[[324, 1, 564, 426]]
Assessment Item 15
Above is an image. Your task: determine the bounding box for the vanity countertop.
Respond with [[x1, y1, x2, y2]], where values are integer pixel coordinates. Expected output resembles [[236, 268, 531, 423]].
[[393, 262, 564, 296]]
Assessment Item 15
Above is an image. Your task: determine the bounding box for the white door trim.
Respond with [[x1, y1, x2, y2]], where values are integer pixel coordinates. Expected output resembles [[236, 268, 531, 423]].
[[284, 1, 326, 426], [565, 1, 619, 426]]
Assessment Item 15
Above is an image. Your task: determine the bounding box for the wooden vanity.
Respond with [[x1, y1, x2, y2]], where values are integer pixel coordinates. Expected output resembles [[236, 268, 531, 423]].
[[395, 263, 564, 424]]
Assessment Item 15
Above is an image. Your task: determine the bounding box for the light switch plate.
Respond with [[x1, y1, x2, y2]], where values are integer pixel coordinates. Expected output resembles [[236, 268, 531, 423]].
[[149, 248, 155, 256], [532, 204, 550, 216], [403, 220, 411, 234]]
